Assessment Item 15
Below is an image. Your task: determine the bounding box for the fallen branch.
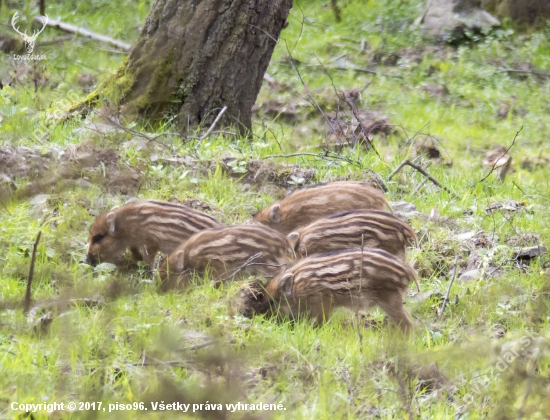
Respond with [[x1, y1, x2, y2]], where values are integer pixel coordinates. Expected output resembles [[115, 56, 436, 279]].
[[24, 231, 42, 313], [331, 65, 395, 76], [34, 16, 131, 52], [388, 159, 458, 198], [478, 126, 522, 183], [264, 152, 319, 159], [199, 106, 227, 141], [183, 339, 217, 351], [494, 68, 550, 78], [36, 35, 74, 47], [439, 256, 459, 319]]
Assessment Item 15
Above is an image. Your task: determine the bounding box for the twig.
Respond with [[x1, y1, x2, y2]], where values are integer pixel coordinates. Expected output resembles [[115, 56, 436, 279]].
[[439, 256, 459, 319], [101, 114, 175, 149], [198, 106, 227, 141], [493, 68, 550, 78], [283, 40, 343, 145], [36, 35, 74, 46], [24, 231, 42, 313], [94, 47, 128, 55], [310, 62, 402, 78], [314, 55, 382, 161], [128, 360, 191, 367], [183, 339, 217, 351], [244, 262, 287, 269], [264, 151, 362, 168], [229, 252, 263, 279], [388, 159, 458, 198], [34, 16, 132, 51], [264, 152, 319, 159], [412, 176, 429, 194], [478, 127, 522, 183]]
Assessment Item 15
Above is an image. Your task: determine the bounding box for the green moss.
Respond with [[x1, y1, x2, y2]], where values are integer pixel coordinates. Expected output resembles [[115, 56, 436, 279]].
[[100, 58, 135, 105]]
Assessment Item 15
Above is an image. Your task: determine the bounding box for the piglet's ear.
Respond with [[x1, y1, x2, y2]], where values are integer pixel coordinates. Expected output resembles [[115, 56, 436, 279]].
[[269, 204, 281, 224], [106, 212, 116, 234], [174, 250, 185, 271], [287, 232, 299, 250], [278, 273, 294, 298]]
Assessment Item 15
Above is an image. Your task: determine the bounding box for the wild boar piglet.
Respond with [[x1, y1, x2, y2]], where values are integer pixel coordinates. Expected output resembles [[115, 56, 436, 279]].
[[288, 210, 417, 260], [254, 181, 392, 234], [240, 248, 419, 334], [86, 200, 222, 266], [159, 224, 295, 291]]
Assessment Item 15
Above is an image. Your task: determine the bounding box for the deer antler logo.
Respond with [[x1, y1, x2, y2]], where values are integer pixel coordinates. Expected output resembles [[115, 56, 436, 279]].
[[11, 12, 49, 54]]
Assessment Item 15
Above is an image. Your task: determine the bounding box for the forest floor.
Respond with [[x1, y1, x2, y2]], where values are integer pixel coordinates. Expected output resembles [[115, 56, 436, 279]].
[[1, 0, 550, 418]]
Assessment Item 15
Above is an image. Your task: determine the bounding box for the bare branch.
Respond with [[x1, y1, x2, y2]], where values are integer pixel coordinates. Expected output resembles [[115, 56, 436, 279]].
[[24, 231, 42, 313], [494, 68, 550, 78], [478, 126, 522, 183], [388, 159, 458, 198], [439, 255, 459, 319], [264, 152, 319, 159], [199, 106, 228, 141], [34, 15, 131, 51]]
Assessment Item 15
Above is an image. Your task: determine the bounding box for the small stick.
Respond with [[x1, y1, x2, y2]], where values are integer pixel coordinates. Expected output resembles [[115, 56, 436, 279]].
[[264, 152, 319, 159], [37, 35, 73, 47], [478, 127, 522, 183], [183, 339, 217, 351], [493, 68, 550, 78], [199, 106, 227, 141], [244, 262, 287, 269], [34, 16, 131, 51], [388, 159, 457, 198], [24, 231, 42, 313], [439, 256, 459, 319], [229, 252, 263, 279], [412, 176, 429, 194]]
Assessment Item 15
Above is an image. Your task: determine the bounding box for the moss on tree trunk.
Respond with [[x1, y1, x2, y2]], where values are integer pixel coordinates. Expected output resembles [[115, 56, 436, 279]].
[[105, 0, 292, 135]]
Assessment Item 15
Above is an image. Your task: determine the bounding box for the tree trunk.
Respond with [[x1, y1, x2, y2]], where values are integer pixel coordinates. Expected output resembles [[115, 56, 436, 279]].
[[110, 0, 293, 135], [482, 0, 550, 26]]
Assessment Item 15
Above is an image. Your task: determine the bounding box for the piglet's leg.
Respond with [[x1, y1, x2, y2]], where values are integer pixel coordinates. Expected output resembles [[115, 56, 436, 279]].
[[309, 296, 334, 325], [141, 245, 159, 267], [130, 247, 143, 262], [377, 293, 413, 335]]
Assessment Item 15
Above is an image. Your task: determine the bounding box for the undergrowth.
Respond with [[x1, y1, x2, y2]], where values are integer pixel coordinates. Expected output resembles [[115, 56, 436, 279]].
[[1, 0, 550, 418]]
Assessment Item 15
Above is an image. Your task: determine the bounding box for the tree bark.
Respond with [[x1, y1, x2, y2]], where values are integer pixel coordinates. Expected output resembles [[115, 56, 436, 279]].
[[110, 0, 293, 136], [482, 0, 550, 26]]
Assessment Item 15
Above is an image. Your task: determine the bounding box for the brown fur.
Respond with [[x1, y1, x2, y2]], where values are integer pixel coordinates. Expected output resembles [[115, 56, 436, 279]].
[[288, 210, 417, 261], [254, 181, 392, 234], [86, 200, 222, 266], [239, 248, 418, 334], [158, 224, 295, 291]]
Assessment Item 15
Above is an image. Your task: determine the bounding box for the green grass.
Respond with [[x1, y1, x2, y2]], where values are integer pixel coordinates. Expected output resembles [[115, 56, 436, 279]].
[[1, 0, 550, 418]]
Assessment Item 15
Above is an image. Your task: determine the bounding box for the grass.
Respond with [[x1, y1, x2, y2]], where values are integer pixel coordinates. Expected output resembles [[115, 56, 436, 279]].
[[1, 0, 550, 418]]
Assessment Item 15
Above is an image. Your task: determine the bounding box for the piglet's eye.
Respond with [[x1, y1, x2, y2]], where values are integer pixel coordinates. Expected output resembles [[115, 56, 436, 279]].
[[92, 234, 105, 244]]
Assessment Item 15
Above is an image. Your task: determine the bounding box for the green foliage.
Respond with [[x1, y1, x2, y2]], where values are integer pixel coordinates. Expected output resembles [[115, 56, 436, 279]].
[[1, 0, 550, 418]]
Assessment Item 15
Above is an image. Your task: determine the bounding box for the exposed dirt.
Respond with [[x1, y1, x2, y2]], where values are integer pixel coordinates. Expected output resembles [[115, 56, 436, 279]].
[[0, 144, 142, 203], [222, 157, 317, 189]]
